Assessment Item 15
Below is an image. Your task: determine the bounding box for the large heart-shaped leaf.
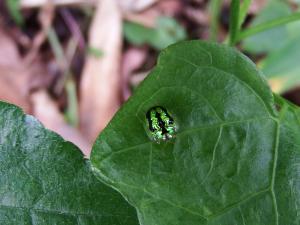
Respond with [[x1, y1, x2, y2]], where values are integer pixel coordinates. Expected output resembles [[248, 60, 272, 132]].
[[0, 102, 139, 225], [90, 41, 300, 225]]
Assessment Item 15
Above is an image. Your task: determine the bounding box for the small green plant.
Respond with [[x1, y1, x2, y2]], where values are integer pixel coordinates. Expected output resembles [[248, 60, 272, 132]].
[[227, 0, 300, 45], [124, 16, 187, 50]]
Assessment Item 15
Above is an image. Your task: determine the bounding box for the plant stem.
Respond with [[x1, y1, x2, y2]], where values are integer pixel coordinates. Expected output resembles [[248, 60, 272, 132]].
[[209, 0, 222, 41], [239, 0, 252, 27], [237, 12, 300, 41], [229, 0, 240, 46], [47, 27, 66, 69], [21, 0, 95, 8], [65, 78, 79, 127]]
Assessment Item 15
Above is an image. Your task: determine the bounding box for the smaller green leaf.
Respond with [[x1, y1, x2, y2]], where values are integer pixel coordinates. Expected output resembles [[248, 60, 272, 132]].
[[209, 0, 222, 41], [124, 17, 186, 50], [259, 19, 300, 92], [123, 22, 156, 46], [150, 17, 187, 50], [239, 0, 252, 27], [242, 0, 291, 53]]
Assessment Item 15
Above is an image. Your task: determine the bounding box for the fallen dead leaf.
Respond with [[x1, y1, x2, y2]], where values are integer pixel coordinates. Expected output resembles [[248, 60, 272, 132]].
[[31, 90, 91, 156], [0, 24, 56, 114], [124, 8, 158, 27], [79, 0, 122, 142], [156, 0, 182, 16], [21, 0, 95, 8], [130, 71, 149, 87], [24, 2, 55, 64], [121, 47, 147, 101], [123, 0, 182, 28], [117, 0, 159, 13], [0, 27, 31, 112], [184, 6, 209, 25]]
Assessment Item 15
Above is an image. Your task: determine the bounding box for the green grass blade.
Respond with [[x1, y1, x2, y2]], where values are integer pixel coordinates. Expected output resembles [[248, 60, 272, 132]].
[[209, 0, 223, 41], [237, 12, 300, 41], [239, 0, 252, 27], [6, 0, 24, 25], [229, 0, 240, 45]]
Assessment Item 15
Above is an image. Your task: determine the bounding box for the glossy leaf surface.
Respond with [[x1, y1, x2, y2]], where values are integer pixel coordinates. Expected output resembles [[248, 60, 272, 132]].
[[91, 41, 300, 225], [0, 102, 139, 225], [242, 1, 291, 54]]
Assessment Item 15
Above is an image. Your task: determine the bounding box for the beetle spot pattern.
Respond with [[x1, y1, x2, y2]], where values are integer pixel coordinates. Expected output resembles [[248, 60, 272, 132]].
[[146, 106, 176, 142]]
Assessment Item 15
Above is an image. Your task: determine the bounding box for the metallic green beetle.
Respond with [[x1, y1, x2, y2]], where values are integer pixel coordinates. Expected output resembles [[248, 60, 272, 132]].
[[146, 106, 176, 142]]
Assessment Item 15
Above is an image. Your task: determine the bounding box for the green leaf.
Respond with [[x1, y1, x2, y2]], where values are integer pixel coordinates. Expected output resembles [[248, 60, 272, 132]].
[[229, 0, 240, 45], [151, 17, 187, 50], [242, 1, 292, 53], [91, 41, 300, 224], [209, 0, 222, 41], [124, 17, 186, 50], [259, 20, 300, 92], [6, 0, 24, 26], [239, 0, 252, 27], [0, 101, 139, 225], [123, 22, 156, 46], [272, 94, 300, 225]]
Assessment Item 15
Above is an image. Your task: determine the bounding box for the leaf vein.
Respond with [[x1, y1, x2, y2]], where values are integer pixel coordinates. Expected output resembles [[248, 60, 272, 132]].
[[270, 122, 280, 225], [200, 126, 223, 185], [170, 55, 274, 119]]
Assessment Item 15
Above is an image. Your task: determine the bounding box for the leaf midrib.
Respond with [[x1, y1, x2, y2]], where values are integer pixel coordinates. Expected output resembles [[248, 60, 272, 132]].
[[99, 116, 275, 159], [167, 54, 275, 118]]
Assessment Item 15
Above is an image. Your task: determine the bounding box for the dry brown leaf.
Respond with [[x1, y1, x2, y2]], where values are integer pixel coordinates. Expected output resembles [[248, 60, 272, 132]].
[[0, 28, 31, 112], [184, 6, 209, 25], [79, 0, 122, 142], [21, 0, 95, 8], [123, 0, 181, 27], [156, 0, 182, 16], [24, 3, 55, 64], [0, 25, 53, 113], [0, 71, 31, 112], [124, 9, 158, 27], [121, 47, 147, 101], [31, 90, 91, 156], [130, 71, 149, 87], [117, 0, 159, 12]]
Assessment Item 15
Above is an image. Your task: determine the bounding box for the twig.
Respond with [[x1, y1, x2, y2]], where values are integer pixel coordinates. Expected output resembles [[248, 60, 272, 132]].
[[20, 0, 95, 8], [59, 8, 85, 51], [24, 3, 54, 65]]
